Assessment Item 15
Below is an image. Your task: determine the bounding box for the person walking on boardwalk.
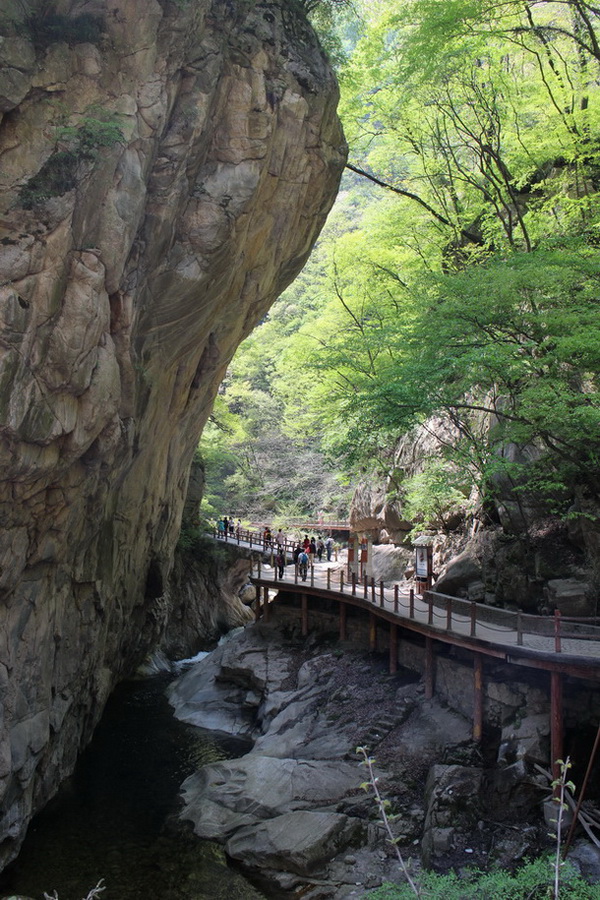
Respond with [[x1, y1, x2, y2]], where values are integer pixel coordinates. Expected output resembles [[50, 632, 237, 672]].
[[316, 536, 325, 562], [325, 536, 334, 561], [275, 528, 285, 549], [276, 547, 285, 579], [308, 537, 316, 568], [298, 548, 309, 581], [293, 543, 302, 575], [302, 534, 310, 551]]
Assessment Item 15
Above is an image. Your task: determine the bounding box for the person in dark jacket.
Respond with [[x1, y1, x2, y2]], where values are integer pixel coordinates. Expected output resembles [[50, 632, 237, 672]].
[[276, 547, 285, 579]]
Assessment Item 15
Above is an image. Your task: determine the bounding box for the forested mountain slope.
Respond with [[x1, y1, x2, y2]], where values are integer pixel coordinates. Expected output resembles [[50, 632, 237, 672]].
[[206, 0, 600, 608]]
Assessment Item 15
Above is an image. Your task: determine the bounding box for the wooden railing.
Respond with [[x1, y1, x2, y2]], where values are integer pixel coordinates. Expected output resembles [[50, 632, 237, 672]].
[[211, 527, 600, 660], [213, 526, 334, 562]]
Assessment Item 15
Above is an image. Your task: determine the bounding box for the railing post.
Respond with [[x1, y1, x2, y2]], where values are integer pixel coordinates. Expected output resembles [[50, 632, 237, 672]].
[[352, 572, 357, 596], [554, 609, 562, 653], [427, 591, 433, 625], [340, 571, 344, 593], [425, 636, 434, 699], [470, 601, 477, 637], [409, 588, 414, 618], [446, 596, 452, 631], [394, 584, 399, 614], [339, 601, 347, 641], [369, 613, 377, 651], [327, 568, 331, 590], [310, 565, 314, 587], [254, 590, 261, 622], [257, 558, 261, 579], [389, 622, 398, 674], [473, 654, 483, 743], [551, 671, 564, 796], [371, 576, 376, 604], [516, 611, 523, 646], [380, 581, 384, 608]]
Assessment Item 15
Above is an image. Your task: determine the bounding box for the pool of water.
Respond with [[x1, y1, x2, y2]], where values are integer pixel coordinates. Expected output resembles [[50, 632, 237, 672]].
[[0, 675, 267, 900]]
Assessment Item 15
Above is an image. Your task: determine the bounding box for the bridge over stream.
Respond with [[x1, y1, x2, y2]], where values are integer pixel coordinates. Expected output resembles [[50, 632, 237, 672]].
[[209, 527, 600, 791]]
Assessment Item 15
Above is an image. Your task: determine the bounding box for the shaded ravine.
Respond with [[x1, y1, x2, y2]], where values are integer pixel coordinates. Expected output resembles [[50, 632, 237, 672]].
[[0, 674, 265, 900]]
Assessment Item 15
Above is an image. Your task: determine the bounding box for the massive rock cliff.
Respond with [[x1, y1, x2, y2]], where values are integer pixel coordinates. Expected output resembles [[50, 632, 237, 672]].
[[0, 0, 345, 866]]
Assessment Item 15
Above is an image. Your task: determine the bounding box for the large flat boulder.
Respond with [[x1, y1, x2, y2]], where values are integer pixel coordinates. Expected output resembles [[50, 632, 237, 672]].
[[225, 810, 365, 876], [168, 627, 295, 736], [180, 755, 360, 839]]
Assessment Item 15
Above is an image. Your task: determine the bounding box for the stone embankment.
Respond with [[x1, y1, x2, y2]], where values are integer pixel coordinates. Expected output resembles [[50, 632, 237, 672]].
[[168, 619, 600, 897]]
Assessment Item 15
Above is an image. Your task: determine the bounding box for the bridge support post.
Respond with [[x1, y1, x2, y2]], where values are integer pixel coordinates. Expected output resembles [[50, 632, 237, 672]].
[[389, 623, 398, 674], [473, 653, 483, 742], [301, 594, 308, 637], [425, 637, 434, 700], [551, 670, 564, 796], [263, 586, 269, 623], [340, 601, 347, 641], [369, 613, 377, 651], [254, 591, 261, 622], [347, 534, 359, 582]]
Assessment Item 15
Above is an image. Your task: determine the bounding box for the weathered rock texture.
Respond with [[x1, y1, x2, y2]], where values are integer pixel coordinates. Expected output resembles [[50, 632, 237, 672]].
[[0, 0, 345, 866], [169, 620, 569, 893], [350, 415, 597, 611]]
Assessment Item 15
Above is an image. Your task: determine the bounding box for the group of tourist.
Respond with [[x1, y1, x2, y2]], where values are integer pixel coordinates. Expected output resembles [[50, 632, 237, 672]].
[[218, 515, 241, 536], [275, 533, 335, 581], [219, 519, 336, 580]]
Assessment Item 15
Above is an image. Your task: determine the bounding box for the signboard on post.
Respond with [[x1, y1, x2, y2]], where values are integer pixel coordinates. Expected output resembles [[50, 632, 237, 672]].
[[415, 546, 429, 578], [413, 535, 434, 592]]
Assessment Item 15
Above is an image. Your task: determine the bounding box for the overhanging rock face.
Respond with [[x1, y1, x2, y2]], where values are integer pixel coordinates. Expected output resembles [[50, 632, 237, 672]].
[[0, 0, 346, 865]]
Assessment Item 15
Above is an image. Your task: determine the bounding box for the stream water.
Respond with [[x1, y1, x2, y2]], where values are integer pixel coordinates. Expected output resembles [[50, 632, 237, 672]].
[[0, 673, 268, 900]]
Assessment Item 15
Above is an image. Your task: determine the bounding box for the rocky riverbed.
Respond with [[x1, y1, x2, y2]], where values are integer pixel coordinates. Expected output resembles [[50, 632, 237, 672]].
[[167, 619, 600, 897]]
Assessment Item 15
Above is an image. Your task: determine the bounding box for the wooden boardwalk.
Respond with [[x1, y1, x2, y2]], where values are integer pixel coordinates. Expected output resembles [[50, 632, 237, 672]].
[[213, 528, 600, 675], [211, 527, 600, 773]]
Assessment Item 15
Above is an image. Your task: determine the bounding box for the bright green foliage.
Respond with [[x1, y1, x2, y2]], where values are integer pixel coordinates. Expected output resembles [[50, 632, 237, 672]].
[[270, 0, 600, 514], [366, 857, 600, 898], [56, 115, 124, 154], [19, 110, 124, 208], [198, 298, 353, 523], [205, 0, 600, 529], [402, 460, 471, 534]]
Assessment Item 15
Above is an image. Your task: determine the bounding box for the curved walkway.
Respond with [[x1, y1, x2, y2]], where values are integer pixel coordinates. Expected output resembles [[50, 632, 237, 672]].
[[212, 528, 600, 679], [211, 528, 599, 782]]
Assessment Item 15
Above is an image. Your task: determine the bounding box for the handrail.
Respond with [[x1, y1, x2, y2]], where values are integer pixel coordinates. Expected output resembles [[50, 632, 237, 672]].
[[209, 527, 600, 663], [213, 525, 334, 563]]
